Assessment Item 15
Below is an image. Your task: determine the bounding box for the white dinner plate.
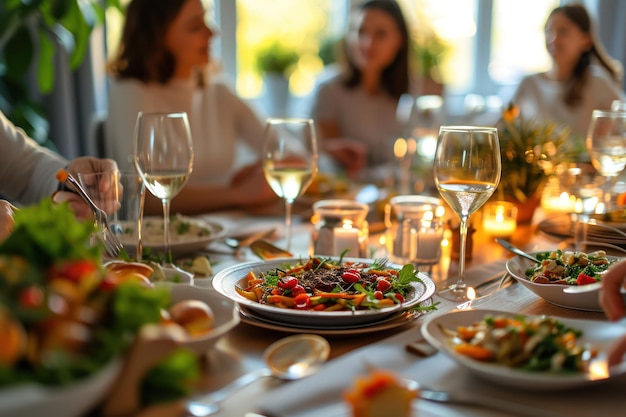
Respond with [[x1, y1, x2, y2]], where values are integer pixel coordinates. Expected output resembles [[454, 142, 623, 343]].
[[505, 251, 623, 311], [212, 257, 436, 327], [421, 309, 626, 390], [238, 299, 431, 335], [118, 215, 227, 255]]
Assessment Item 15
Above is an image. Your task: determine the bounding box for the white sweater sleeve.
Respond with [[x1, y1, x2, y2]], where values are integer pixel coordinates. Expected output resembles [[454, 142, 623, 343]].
[[0, 111, 67, 205]]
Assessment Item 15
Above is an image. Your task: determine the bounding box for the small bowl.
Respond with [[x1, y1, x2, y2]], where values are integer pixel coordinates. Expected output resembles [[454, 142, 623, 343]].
[[168, 285, 240, 355], [0, 359, 121, 417], [505, 252, 623, 312]]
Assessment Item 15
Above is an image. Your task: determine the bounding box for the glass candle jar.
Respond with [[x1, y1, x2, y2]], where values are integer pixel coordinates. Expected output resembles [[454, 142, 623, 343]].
[[312, 199, 369, 258], [388, 195, 445, 265]]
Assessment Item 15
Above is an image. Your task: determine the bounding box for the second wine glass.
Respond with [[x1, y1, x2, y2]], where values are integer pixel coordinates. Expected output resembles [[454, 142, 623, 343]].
[[434, 126, 501, 301], [134, 112, 194, 262], [262, 118, 318, 251]]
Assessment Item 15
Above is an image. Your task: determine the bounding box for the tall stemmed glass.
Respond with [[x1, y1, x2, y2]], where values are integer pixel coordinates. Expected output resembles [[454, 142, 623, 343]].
[[134, 112, 194, 263], [262, 118, 318, 251], [434, 126, 501, 301], [586, 109, 626, 213]]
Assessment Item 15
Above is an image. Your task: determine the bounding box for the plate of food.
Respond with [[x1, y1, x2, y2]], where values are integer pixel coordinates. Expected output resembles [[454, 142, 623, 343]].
[[505, 249, 622, 311], [117, 214, 227, 255], [421, 309, 626, 390], [212, 256, 436, 327]]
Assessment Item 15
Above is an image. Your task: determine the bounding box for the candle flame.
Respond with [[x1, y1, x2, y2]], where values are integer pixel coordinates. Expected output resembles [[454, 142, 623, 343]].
[[466, 287, 476, 301]]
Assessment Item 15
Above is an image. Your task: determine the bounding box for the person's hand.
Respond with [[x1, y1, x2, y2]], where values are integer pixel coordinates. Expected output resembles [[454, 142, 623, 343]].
[[599, 260, 626, 366], [324, 139, 367, 176], [230, 163, 279, 206], [0, 200, 16, 242], [52, 157, 119, 219]]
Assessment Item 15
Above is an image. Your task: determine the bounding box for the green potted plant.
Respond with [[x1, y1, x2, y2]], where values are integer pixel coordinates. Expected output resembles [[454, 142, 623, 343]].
[[256, 41, 299, 116], [0, 0, 120, 147], [495, 103, 575, 223]]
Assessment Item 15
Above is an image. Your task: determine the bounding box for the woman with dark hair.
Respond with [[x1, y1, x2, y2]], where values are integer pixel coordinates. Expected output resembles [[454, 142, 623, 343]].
[[106, 0, 277, 214], [311, 0, 414, 175], [512, 4, 624, 139]]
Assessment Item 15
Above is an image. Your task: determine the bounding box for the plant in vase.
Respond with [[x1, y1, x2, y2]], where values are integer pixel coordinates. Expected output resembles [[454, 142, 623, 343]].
[[495, 103, 575, 223]]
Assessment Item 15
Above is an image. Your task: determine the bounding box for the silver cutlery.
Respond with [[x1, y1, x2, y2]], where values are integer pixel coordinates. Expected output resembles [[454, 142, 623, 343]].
[[496, 238, 540, 263], [56, 169, 124, 258], [223, 228, 276, 250]]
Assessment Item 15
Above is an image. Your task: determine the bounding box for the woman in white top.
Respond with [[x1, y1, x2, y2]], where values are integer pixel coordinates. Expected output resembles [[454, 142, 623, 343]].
[[512, 4, 624, 140], [106, 0, 277, 214], [311, 0, 413, 176]]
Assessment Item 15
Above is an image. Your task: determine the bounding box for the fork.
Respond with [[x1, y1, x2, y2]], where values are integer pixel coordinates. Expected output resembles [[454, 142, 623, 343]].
[[56, 169, 124, 258]]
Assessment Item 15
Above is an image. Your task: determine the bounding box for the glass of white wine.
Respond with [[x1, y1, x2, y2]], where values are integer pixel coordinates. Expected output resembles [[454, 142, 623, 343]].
[[133, 112, 194, 262], [586, 109, 626, 213], [262, 118, 318, 251], [434, 126, 501, 301]]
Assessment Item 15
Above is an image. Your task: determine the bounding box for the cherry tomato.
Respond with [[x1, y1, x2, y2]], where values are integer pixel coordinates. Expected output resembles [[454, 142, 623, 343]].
[[376, 277, 392, 292], [291, 284, 306, 297], [278, 276, 298, 289], [393, 293, 405, 303], [576, 273, 596, 286], [19, 286, 44, 308], [341, 269, 361, 284], [374, 290, 384, 300], [99, 275, 118, 292], [58, 260, 97, 281], [294, 293, 311, 309]]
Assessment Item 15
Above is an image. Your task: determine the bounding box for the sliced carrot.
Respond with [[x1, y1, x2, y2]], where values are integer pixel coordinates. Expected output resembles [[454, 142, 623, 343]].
[[454, 344, 494, 361]]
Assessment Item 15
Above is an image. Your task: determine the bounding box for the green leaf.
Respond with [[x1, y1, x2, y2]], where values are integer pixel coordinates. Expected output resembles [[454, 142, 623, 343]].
[[36, 28, 55, 93], [4, 26, 33, 82], [141, 349, 200, 406]]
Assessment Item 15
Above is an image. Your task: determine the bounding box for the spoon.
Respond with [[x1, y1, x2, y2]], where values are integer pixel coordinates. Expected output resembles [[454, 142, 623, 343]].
[[250, 239, 293, 260], [563, 282, 603, 294], [495, 238, 540, 263], [223, 228, 276, 250], [187, 334, 330, 416]]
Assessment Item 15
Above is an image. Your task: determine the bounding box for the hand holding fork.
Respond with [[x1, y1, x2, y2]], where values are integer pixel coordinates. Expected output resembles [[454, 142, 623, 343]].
[[56, 169, 124, 258]]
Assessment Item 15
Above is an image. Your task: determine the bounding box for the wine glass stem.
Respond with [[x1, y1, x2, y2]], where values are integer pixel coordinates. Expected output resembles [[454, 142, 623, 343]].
[[574, 213, 589, 252], [284, 199, 293, 252], [456, 219, 468, 289], [162, 198, 172, 263]]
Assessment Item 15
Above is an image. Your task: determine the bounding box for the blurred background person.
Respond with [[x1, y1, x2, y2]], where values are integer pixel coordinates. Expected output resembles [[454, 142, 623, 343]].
[[511, 4, 624, 140], [106, 0, 277, 214], [310, 0, 415, 178]]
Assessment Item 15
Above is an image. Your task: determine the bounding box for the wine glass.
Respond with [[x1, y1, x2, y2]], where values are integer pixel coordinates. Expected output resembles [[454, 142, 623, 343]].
[[434, 126, 501, 301], [586, 109, 626, 213], [262, 118, 318, 251], [134, 112, 194, 263]]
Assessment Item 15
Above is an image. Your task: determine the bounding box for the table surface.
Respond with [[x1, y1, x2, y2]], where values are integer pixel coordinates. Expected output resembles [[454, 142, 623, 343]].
[[179, 207, 621, 417]]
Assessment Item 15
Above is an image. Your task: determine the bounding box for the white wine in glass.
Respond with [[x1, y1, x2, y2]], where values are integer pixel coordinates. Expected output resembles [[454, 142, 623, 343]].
[[134, 112, 194, 262], [434, 126, 501, 301], [586, 109, 626, 212], [262, 118, 318, 251]]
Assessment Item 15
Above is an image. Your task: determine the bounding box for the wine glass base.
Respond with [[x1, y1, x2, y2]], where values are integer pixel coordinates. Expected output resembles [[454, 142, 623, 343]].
[[438, 282, 475, 302]]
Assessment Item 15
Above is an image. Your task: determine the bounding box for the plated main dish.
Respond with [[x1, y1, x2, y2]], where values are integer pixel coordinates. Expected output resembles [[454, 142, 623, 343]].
[[213, 257, 436, 327], [235, 257, 420, 312], [422, 309, 626, 390]]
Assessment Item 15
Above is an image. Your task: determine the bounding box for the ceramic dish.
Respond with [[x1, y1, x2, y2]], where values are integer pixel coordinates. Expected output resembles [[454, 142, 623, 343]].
[[505, 251, 623, 312], [0, 359, 121, 417], [118, 215, 227, 255], [238, 299, 431, 335], [421, 309, 626, 390], [168, 285, 240, 356], [212, 257, 436, 327]]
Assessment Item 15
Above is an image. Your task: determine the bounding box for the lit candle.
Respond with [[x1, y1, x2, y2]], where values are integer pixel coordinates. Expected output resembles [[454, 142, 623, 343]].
[[333, 225, 360, 257], [394, 138, 410, 194], [483, 202, 517, 237], [541, 191, 576, 213], [416, 227, 443, 264]]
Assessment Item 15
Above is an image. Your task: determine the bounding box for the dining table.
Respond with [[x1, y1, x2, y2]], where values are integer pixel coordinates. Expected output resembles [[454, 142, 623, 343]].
[[174, 202, 626, 417]]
